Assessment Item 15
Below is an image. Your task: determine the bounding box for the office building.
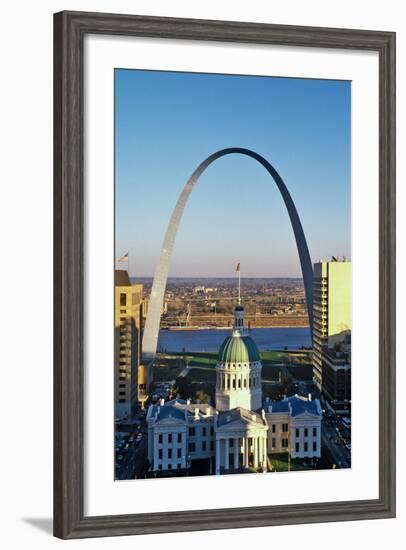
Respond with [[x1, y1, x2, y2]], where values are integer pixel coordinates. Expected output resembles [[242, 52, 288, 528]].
[[313, 260, 351, 392], [114, 270, 144, 419], [321, 337, 351, 414]]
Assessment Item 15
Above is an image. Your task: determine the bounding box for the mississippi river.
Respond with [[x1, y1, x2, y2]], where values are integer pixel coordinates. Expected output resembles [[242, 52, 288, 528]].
[[157, 327, 311, 353]]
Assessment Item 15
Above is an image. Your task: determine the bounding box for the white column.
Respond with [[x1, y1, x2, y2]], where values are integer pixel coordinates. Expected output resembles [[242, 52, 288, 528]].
[[253, 437, 258, 468], [258, 436, 262, 466], [263, 436, 267, 471], [153, 434, 159, 471], [225, 438, 230, 470], [181, 432, 186, 468], [216, 438, 220, 475], [233, 438, 239, 469], [244, 437, 249, 467]]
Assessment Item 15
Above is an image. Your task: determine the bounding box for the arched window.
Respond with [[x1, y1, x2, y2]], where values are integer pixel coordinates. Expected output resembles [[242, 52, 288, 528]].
[[238, 378, 241, 389]]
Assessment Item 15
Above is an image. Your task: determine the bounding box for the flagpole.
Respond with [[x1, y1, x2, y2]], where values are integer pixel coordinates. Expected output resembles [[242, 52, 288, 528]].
[[238, 264, 241, 304]]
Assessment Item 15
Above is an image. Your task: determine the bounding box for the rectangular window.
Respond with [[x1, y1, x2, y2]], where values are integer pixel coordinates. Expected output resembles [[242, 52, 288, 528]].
[[168, 434, 172, 444], [272, 438, 276, 448], [313, 441, 317, 452], [282, 423, 288, 433], [120, 293, 126, 306], [313, 427, 317, 437], [188, 442, 196, 452], [177, 433, 182, 443], [304, 428, 308, 437], [202, 441, 206, 451], [168, 464, 172, 470], [177, 448, 181, 459], [189, 427, 195, 437], [295, 442, 299, 452], [168, 449, 172, 459], [210, 441, 214, 451], [210, 426, 214, 436], [295, 428, 299, 438], [158, 434, 162, 444], [304, 442, 308, 452], [158, 449, 162, 459], [272, 424, 276, 433], [202, 427, 206, 437], [282, 438, 288, 448]]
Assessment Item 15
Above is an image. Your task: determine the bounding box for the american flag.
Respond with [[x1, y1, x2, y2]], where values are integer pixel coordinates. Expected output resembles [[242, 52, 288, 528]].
[[236, 262, 240, 272]]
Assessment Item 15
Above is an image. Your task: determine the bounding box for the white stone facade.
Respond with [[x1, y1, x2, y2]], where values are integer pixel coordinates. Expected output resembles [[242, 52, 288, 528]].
[[147, 400, 216, 472], [147, 399, 269, 473], [265, 395, 322, 459]]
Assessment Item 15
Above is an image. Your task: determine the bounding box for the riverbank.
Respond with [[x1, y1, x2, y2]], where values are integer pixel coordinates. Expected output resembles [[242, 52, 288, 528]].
[[165, 321, 310, 330]]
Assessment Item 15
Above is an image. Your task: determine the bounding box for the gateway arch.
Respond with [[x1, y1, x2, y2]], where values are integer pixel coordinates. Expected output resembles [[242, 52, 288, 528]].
[[142, 147, 313, 360]]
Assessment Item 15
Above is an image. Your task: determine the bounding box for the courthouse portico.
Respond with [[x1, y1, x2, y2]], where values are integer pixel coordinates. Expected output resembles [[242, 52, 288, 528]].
[[215, 408, 268, 473]]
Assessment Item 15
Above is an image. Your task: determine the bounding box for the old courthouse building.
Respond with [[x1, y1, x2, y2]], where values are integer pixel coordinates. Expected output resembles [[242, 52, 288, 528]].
[[147, 298, 322, 475]]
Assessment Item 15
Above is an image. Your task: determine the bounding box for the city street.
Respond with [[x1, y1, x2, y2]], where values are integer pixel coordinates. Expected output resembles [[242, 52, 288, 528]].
[[321, 419, 351, 469], [115, 417, 149, 480]]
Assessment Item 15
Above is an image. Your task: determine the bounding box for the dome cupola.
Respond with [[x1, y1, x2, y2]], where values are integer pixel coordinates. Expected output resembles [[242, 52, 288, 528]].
[[218, 333, 260, 363]]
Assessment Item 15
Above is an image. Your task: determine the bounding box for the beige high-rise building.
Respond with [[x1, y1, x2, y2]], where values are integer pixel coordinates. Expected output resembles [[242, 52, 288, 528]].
[[114, 270, 145, 419], [312, 260, 351, 392]]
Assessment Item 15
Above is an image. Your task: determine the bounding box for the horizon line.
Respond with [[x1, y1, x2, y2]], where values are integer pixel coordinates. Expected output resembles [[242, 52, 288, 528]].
[[128, 275, 305, 280]]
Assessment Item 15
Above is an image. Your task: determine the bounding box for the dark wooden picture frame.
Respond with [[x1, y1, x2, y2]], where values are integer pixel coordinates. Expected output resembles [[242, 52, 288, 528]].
[[54, 10, 396, 539]]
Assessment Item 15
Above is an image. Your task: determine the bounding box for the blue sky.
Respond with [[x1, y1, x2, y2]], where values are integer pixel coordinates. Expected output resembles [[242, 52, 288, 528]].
[[115, 69, 350, 278]]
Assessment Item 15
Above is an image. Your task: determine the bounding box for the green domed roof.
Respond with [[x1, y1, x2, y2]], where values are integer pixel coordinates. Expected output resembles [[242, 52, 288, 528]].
[[218, 333, 260, 363]]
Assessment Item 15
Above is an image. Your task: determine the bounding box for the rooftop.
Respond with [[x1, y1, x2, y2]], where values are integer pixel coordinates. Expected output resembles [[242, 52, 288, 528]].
[[218, 333, 260, 364], [115, 269, 131, 287], [217, 407, 267, 428], [267, 395, 322, 417], [148, 398, 216, 424]]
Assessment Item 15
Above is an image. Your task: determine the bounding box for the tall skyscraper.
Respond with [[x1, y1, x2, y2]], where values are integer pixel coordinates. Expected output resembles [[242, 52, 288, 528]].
[[312, 260, 351, 393], [114, 270, 144, 419]]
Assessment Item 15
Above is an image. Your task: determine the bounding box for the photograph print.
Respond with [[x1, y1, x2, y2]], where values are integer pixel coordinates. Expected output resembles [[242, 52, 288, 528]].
[[114, 68, 351, 481]]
